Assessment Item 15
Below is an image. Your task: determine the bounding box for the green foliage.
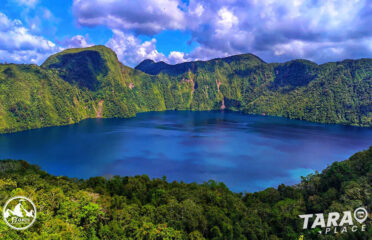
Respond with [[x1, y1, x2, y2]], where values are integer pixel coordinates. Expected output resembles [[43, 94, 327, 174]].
[[137, 53, 372, 126], [0, 64, 95, 133], [0, 45, 371, 134], [0, 147, 370, 239]]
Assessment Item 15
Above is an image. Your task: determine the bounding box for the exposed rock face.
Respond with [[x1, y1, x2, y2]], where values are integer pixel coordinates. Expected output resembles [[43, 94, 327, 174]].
[[221, 98, 226, 110], [182, 78, 195, 95], [216, 79, 224, 109], [96, 100, 104, 118], [216, 79, 222, 91]]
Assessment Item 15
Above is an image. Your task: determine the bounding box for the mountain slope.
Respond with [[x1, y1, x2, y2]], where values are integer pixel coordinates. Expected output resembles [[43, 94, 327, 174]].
[[137, 56, 372, 126], [0, 46, 195, 133], [0, 63, 95, 133], [0, 45, 371, 134], [135, 53, 265, 76]]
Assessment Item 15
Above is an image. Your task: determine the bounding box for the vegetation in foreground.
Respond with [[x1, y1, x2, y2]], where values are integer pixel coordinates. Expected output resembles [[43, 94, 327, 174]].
[[0, 45, 371, 134], [0, 147, 370, 239]]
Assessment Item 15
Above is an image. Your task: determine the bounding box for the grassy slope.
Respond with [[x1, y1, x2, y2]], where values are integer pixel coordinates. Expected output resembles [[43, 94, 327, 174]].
[[0, 45, 371, 134], [0, 147, 370, 239]]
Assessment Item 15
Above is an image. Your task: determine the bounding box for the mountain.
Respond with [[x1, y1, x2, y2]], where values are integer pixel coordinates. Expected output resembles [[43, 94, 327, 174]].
[[0, 46, 194, 133], [0, 45, 371, 133], [135, 53, 265, 76], [136, 55, 372, 126], [0, 146, 371, 239]]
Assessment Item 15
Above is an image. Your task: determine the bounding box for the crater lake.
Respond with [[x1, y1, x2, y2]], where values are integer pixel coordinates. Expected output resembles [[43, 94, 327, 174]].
[[1, 111, 371, 192]]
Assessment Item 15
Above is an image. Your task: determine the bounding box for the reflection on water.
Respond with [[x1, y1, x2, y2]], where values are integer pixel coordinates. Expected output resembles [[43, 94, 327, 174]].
[[0, 111, 371, 192]]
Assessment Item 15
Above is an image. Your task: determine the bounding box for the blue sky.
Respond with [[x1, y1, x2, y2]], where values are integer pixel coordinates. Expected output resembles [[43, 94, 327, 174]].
[[1, 0, 372, 67]]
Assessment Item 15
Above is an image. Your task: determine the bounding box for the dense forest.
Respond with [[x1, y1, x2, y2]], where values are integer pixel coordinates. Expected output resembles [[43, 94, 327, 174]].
[[0, 45, 371, 134], [136, 54, 372, 126], [0, 146, 370, 239]]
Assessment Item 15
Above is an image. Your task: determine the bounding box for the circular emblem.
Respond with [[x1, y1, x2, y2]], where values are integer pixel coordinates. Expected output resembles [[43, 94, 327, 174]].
[[353, 207, 368, 224], [3, 196, 37, 230]]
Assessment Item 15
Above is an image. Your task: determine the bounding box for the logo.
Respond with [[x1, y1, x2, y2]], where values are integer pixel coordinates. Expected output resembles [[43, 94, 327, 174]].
[[3, 196, 37, 230], [354, 207, 368, 224], [299, 207, 368, 235]]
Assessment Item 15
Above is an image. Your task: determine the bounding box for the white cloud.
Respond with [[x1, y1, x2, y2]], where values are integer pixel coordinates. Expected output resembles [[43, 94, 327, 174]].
[[73, 0, 186, 35], [51, 0, 372, 66], [106, 30, 166, 67], [189, 3, 204, 17], [216, 7, 238, 35], [0, 12, 60, 64], [183, 0, 372, 63], [186, 46, 231, 61], [60, 35, 92, 49], [168, 51, 191, 64]]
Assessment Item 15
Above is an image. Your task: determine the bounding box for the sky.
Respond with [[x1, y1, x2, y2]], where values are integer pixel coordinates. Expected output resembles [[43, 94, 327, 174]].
[[1, 0, 372, 67]]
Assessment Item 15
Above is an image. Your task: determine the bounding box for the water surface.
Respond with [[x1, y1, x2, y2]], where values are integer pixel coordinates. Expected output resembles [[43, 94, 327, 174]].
[[0, 111, 371, 192]]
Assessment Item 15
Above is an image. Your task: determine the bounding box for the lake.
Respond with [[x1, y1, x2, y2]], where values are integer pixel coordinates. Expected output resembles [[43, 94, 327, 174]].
[[0, 111, 371, 192]]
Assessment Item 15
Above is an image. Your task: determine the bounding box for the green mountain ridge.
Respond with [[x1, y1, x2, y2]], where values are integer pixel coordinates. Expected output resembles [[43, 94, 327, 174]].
[[0, 146, 371, 239], [0, 45, 371, 133], [135, 53, 266, 76]]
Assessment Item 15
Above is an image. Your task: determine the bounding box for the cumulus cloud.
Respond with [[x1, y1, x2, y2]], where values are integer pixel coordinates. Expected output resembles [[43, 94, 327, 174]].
[[73, 0, 186, 35], [106, 30, 210, 66], [59, 35, 92, 49], [0, 12, 61, 64], [106, 30, 167, 66], [69, 0, 372, 65], [168, 51, 192, 64], [185, 0, 372, 63], [216, 7, 238, 36], [3, 0, 371, 66]]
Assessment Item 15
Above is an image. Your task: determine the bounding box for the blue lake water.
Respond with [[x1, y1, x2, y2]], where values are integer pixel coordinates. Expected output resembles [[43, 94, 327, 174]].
[[0, 111, 371, 192]]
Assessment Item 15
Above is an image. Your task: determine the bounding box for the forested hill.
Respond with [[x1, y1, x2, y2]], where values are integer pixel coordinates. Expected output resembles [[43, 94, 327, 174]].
[[0, 146, 371, 239], [0, 46, 195, 133], [136, 55, 372, 126], [0, 45, 371, 134], [135, 53, 266, 76]]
